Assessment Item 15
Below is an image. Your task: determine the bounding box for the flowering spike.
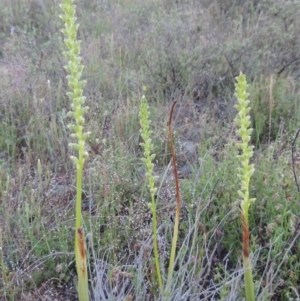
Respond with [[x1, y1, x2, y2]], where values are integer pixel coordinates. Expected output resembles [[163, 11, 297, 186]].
[[139, 95, 162, 290], [60, 0, 89, 300], [234, 72, 256, 301]]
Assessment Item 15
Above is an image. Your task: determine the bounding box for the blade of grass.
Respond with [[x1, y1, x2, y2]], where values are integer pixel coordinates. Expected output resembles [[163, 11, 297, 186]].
[[165, 100, 181, 299]]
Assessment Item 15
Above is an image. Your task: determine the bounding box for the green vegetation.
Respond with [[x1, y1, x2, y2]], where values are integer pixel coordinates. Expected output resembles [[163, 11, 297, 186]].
[[234, 73, 255, 301], [139, 95, 162, 293], [59, 0, 90, 300], [0, 0, 300, 300]]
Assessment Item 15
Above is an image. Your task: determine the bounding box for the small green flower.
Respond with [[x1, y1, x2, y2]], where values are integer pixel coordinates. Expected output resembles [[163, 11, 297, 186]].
[[234, 73, 256, 221], [59, 1, 89, 300], [139, 95, 162, 291], [234, 72, 256, 301], [139, 96, 158, 196]]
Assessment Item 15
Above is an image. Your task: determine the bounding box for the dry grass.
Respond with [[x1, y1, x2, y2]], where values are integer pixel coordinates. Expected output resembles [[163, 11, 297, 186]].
[[1, 0, 300, 300]]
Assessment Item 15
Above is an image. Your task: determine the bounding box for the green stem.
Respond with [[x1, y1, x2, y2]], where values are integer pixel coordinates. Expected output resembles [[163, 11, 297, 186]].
[[150, 192, 163, 291], [75, 153, 83, 259], [165, 101, 180, 299], [76, 152, 84, 230], [244, 255, 255, 301], [165, 210, 179, 296]]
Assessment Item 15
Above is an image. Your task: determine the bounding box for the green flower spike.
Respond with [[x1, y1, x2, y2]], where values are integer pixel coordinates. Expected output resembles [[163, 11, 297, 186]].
[[139, 95, 163, 292], [235, 73, 256, 223], [59, 1, 90, 300], [234, 72, 256, 301]]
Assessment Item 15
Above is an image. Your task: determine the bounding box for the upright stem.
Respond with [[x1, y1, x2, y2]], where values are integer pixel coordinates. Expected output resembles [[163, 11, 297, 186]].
[[165, 101, 181, 298], [242, 214, 255, 301]]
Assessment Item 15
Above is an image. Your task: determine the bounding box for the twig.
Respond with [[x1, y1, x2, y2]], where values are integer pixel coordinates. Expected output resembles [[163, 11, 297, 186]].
[[292, 129, 300, 193]]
